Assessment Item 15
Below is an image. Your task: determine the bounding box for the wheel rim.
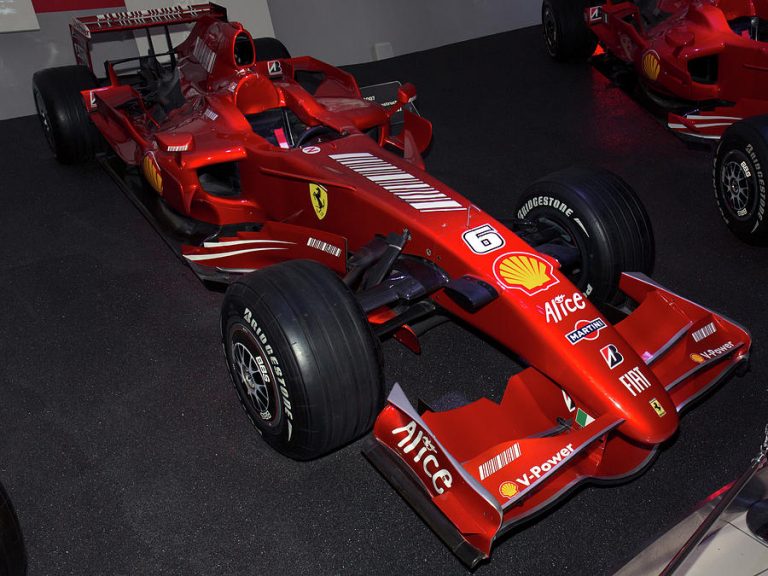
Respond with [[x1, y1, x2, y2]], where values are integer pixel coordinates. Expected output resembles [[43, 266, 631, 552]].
[[33, 88, 55, 151], [720, 150, 758, 222], [543, 6, 558, 56], [229, 324, 280, 426]]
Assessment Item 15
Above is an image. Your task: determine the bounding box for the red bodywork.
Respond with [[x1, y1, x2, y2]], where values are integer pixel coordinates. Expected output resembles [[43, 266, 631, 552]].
[[587, 0, 768, 139], [71, 5, 751, 565]]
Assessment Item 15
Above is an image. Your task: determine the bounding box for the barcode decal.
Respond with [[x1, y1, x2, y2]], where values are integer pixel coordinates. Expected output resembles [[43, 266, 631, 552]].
[[307, 237, 342, 258], [692, 322, 716, 343], [478, 443, 521, 481]]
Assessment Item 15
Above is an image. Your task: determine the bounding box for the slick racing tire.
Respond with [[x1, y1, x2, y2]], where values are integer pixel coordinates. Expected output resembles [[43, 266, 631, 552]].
[[714, 117, 768, 245], [515, 166, 655, 306], [32, 65, 103, 164], [542, 0, 597, 62], [221, 260, 383, 460], [0, 481, 26, 576], [253, 37, 291, 61]]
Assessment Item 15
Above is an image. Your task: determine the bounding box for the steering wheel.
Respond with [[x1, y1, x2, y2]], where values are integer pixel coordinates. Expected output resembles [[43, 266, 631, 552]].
[[296, 125, 335, 147]]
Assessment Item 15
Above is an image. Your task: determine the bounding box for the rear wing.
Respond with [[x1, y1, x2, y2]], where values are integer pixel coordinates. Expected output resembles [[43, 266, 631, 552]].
[[69, 3, 228, 72]]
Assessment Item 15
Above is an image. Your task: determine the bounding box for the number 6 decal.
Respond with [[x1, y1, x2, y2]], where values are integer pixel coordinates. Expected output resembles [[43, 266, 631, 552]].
[[462, 224, 505, 254]]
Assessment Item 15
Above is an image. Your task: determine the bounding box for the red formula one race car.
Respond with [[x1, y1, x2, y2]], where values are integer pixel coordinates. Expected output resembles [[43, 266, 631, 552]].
[[543, 0, 768, 244], [32, 3, 752, 567]]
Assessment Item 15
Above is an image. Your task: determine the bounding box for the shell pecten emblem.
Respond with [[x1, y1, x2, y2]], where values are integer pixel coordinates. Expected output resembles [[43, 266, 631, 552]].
[[499, 481, 518, 499], [310, 183, 328, 220], [642, 50, 661, 81], [142, 152, 163, 194], [493, 252, 559, 295]]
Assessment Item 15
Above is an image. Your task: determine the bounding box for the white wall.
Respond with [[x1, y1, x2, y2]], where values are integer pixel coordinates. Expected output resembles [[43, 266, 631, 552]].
[[267, 0, 541, 65]]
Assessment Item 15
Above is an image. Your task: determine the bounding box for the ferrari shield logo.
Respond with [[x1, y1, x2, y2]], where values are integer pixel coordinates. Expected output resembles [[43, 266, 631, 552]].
[[649, 398, 666, 418], [310, 183, 328, 220]]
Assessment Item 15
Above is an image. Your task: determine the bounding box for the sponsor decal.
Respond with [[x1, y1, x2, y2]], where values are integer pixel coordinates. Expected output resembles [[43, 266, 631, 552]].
[[562, 390, 576, 413], [499, 481, 519, 499], [692, 322, 716, 343], [462, 224, 505, 255], [193, 37, 217, 73], [642, 50, 661, 81], [391, 421, 453, 495], [620, 366, 652, 397], [478, 443, 521, 481], [690, 341, 735, 364], [516, 443, 574, 487], [544, 292, 586, 323], [588, 6, 602, 22], [307, 237, 341, 258], [493, 252, 559, 295], [267, 59, 282, 77], [309, 183, 328, 220], [600, 344, 624, 369], [142, 152, 163, 194], [203, 108, 218, 121], [242, 308, 294, 440], [565, 318, 606, 345], [301, 145, 321, 155], [329, 152, 464, 212], [516, 195, 589, 238], [649, 398, 666, 418], [575, 408, 595, 427]]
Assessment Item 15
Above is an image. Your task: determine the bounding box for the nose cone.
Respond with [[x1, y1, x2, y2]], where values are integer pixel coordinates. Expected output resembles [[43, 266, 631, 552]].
[[615, 388, 679, 444]]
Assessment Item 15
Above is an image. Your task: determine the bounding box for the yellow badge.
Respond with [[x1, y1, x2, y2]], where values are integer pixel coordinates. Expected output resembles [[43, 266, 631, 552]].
[[309, 183, 328, 220], [499, 481, 519, 499], [649, 398, 666, 418], [142, 152, 163, 194], [642, 51, 661, 81], [493, 252, 558, 295], [690, 353, 705, 364]]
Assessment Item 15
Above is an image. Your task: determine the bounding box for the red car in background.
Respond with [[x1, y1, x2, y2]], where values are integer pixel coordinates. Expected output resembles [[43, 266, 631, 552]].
[[543, 0, 768, 243], [31, 4, 753, 566]]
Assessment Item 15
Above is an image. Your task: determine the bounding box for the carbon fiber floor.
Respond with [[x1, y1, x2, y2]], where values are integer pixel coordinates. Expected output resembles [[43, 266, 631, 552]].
[[1, 25, 767, 576]]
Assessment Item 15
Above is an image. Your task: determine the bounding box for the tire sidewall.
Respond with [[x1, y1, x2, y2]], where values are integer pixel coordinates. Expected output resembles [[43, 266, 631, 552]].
[[222, 285, 298, 454], [516, 183, 616, 303], [542, 0, 560, 58], [714, 128, 768, 242]]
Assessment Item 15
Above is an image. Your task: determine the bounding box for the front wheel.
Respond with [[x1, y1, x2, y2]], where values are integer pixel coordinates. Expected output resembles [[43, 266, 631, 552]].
[[515, 166, 655, 306], [713, 117, 768, 245], [221, 260, 383, 460]]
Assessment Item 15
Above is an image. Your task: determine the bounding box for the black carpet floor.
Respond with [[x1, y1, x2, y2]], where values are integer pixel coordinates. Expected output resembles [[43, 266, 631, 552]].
[[2, 25, 768, 576]]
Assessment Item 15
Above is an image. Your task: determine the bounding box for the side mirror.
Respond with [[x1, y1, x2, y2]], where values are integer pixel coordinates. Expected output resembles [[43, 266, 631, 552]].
[[156, 132, 194, 153], [396, 82, 417, 106]]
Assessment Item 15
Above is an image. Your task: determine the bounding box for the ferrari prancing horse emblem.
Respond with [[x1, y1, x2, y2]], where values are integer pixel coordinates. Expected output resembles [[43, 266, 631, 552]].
[[310, 183, 328, 220]]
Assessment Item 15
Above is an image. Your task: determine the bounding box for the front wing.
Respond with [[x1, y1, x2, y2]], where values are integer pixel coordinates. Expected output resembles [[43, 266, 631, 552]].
[[365, 273, 751, 566]]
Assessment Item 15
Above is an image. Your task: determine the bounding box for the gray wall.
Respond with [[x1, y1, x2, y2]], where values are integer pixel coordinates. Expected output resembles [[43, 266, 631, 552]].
[[0, 9, 138, 120], [267, 0, 540, 65]]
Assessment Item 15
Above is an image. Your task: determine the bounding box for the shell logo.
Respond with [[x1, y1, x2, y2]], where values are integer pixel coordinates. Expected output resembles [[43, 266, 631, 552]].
[[642, 51, 661, 81], [690, 353, 705, 364], [142, 152, 163, 194], [499, 481, 518, 499], [493, 252, 559, 295]]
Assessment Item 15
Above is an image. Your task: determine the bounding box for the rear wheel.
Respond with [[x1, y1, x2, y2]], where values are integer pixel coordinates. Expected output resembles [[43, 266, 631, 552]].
[[714, 117, 768, 245], [253, 37, 291, 61], [221, 260, 383, 460], [542, 0, 597, 62], [32, 65, 103, 164], [515, 166, 654, 306]]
